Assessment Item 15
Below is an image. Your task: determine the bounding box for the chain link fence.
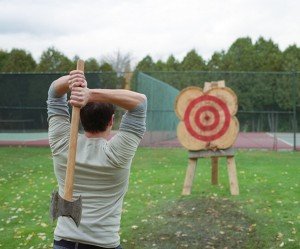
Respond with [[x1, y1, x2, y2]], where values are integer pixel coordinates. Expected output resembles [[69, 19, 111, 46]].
[[0, 71, 299, 149], [0, 72, 124, 132], [133, 71, 300, 150]]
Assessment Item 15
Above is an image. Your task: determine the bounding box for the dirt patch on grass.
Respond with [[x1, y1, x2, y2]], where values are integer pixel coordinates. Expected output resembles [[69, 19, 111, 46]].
[[129, 196, 264, 249]]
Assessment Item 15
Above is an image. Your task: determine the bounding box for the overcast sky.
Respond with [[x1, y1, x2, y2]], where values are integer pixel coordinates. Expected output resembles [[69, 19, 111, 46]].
[[0, 0, 299, 67]]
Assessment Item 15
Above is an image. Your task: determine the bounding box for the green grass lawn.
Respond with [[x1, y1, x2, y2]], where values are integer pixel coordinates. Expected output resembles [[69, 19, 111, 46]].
[[0, 147, 299, 248]]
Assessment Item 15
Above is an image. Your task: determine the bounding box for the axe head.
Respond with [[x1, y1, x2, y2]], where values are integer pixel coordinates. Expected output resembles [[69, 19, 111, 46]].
[[50, 191, 82, 227]]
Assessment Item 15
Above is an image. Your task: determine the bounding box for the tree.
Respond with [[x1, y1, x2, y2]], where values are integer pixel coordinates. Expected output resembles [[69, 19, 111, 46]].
[[164, 55, 180, 71], [222, 37, 255, 71], [253, 37, 283, 71], [0, 49, 9, 71], [99, 62, 113, 72], [208, 37, 267, 111], [207, 51, 226, 71], [274, 45, 300, 110], [154, 60, 166, 71], [102, 50, 132, 75], [95, 62, 120, 89], [180, 49, 206, 71], [250, 38, 284, 110], [282, 45, 300, 71], [84, 58, 100, 71], [37, 47, 74, 72], [2, 49, 36, 72], [135, 55, 156, 71]]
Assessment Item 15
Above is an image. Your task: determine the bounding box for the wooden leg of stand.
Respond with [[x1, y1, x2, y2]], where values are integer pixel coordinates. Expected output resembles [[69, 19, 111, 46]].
[[182, 158, 197, 195], [226, 156, 239, 195], [211, 157, 219, 185]]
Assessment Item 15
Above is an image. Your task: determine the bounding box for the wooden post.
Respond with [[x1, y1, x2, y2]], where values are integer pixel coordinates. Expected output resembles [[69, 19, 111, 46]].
[[203, 80, 225, 92], [182, 148, 239, 196], [211, 157, 219, 185], [226, 156, 239, 195], [182, 158, 197, 195], [124, 64, 132, 90]]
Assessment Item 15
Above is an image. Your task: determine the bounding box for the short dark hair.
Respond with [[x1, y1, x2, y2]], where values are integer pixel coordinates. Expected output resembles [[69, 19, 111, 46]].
[[80, 102, 115, 132]]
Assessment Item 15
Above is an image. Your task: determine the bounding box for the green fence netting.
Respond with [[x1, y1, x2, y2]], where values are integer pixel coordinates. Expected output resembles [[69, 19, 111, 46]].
[[0, 72, 123, 131], [135, 72, 179, 131], [134, 72, 180, 145], [142, 71, 299, 133], [0, 70, 299, 149]]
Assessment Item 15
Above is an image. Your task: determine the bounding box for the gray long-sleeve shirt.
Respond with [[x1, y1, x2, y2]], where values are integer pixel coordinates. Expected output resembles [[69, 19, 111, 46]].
[[47, 84, 146, 248]]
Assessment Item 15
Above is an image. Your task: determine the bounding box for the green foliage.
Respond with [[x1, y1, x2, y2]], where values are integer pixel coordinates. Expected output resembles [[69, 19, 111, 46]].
[[1, 49, 36, 72], [180, 49, 206, 71], [84, 58, 100, 71], [155, 60, 165, 71], [0, 49, 9, 70], [135, 37, 299, 76], [0, 36, 299, 121], [36, 47, 74, 72], [99, 62, 113, 72], [137, 37, 299, 116], [206, 37, 284, 72], [282, 45, 300, 71], [164, 55, 180, 71], [253, 37, 283, 71], [135, 55, 156, 71], [222, 37, 256, 71], [207, 51, 226, 70], [0, 36, 299, 74]]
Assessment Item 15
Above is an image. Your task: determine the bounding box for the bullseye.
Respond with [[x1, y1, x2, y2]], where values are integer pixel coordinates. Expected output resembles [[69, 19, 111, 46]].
[[194, 106, 219, 131], [184, 95, 230, 142]]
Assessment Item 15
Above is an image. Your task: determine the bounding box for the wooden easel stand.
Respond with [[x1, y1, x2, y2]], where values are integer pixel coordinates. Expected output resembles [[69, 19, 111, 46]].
[[182, 147, 239, 196]]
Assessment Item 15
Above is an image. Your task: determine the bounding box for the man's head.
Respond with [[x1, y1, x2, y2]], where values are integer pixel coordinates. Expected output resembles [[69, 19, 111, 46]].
[[80, 102, 115, 133]]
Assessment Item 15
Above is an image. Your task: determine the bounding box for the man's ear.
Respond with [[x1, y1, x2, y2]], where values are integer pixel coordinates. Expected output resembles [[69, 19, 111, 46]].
[[108, 114, 114, 127]]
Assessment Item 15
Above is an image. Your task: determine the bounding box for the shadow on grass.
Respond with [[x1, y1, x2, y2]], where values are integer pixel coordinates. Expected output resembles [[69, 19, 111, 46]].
[[129, 196, 265, 249]]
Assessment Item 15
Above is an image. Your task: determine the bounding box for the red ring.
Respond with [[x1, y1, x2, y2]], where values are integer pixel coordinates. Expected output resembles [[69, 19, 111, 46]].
[[184, 95, 230, 142], [194, 105, 220, 131]]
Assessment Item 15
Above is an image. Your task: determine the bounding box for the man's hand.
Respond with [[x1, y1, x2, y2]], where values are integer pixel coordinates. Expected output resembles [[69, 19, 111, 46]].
[[68, 70, 87, 89], [68, 70, 90, 108]]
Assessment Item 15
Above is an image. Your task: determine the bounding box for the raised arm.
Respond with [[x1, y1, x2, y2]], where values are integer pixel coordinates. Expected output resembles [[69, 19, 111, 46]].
[[90, 89, 146, 109], [69, 71, 146, 110], [47, 75, 71, 154], [47, 75, 70, 122], [51, 75, 70, 97], [68, 70, 147, 167]]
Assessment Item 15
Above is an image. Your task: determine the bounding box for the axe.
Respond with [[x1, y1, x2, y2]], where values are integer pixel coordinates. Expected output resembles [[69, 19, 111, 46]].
[[50, 59, 85, 226]]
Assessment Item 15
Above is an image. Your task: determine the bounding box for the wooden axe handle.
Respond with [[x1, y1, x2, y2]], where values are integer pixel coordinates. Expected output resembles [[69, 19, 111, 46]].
[[64, 59, 85, 201]]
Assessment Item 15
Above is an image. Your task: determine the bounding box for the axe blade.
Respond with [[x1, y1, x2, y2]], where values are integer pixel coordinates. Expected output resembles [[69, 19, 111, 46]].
[[50, 191, 82, 227]]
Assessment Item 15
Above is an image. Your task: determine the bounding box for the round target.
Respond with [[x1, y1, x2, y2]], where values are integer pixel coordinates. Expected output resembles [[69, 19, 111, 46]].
[[183, 95, 230, 142]]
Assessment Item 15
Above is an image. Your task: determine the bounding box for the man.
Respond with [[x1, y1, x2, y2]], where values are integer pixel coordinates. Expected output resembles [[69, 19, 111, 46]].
[[47, 70, 147, 249]]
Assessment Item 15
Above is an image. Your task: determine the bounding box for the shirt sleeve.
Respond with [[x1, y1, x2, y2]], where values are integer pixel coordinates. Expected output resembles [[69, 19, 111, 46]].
[[47, 82, 70, 155], [119, 99, 147, 138], [106, 99, 147, 168]]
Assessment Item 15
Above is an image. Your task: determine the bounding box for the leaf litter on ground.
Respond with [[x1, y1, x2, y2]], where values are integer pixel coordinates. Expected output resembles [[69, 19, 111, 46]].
[[130, 196, 265, 249]]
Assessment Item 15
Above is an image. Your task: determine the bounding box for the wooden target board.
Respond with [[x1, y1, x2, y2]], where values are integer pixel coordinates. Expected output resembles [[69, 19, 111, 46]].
[[175, 82, 239, 151]]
